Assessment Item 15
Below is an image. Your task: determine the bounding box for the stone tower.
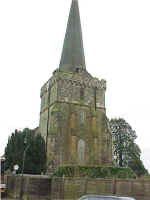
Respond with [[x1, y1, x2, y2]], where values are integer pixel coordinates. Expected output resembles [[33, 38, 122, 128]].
[[40, 0, 112, 172]]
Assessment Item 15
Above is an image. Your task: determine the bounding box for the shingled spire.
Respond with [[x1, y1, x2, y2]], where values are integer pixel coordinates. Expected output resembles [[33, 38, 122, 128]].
[[59, 0, 86, 72]]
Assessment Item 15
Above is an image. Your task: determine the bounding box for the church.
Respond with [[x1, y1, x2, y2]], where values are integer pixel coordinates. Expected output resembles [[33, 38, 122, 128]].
[[39, 0, 112, 173]]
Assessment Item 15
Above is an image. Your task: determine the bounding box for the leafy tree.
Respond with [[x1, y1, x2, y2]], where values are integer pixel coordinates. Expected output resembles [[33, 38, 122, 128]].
[[110, 118, 148, 176], [110, 118, 137, 167], [127, 143, 148, 176], [4, 128, 46, 174]]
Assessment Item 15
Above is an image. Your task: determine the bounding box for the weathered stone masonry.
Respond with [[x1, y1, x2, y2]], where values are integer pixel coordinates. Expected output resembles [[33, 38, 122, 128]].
[[7, 175, 150, 200], [39, 0, 112, 172]]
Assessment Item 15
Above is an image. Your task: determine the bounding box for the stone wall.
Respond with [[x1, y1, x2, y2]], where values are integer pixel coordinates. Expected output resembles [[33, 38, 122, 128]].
[[7, 175, 51, 200], [52, 177, 150, 200], [7, 175, 150, 200]]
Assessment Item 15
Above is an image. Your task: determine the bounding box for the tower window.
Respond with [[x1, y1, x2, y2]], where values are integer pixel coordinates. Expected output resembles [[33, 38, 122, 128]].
[[80, 88, 84, 100], [76, 68, 80, 73], [75, 66, 82, 73], [80, 111, 85, 123], [77, 139, 85, 164]]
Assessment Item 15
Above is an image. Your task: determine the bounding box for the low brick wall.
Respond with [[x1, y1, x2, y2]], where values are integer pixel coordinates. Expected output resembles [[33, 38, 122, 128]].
[[7, 175, 150, 200]]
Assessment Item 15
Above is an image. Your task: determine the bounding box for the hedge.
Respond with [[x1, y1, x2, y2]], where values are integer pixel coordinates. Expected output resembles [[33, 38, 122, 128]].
[[52, 165, 134, 178]]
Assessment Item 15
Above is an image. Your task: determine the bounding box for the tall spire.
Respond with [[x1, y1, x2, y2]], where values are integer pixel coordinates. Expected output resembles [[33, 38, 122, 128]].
[[59, 0, 86, 72]]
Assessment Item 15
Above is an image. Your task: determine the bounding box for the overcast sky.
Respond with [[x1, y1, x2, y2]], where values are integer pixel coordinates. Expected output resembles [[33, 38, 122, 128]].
[[0, 0, 150, 172]]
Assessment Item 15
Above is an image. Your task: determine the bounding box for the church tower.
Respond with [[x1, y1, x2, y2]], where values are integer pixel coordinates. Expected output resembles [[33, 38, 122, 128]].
[[39, 0, 112, 172]]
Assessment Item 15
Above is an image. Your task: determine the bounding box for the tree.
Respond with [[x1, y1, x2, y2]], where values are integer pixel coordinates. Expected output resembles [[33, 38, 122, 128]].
[[127, 143, 148, 176], [4, 128, 46, 174], [1, 158, 5, 174], [110, 118, 148, 176], [110, 118, 137, 167]]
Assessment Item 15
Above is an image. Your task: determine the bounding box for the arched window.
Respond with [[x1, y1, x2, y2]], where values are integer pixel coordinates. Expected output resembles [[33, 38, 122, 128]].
[[80, 111, 85, 124], [77, 139, 85, 164]]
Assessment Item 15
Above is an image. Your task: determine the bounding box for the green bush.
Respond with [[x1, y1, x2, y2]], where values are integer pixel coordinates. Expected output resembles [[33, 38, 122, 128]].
[[53, 165, 134, 178]]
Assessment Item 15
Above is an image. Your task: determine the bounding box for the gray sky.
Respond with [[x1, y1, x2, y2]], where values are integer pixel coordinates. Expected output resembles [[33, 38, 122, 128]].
[[0, 0, 150, 172]]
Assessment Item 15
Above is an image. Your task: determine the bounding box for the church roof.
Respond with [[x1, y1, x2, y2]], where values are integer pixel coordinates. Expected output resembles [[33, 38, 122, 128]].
[[59, 0, 86, 72]]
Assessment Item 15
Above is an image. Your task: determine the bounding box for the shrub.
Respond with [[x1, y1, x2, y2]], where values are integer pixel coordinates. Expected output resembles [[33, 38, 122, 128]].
[[53, 165, 134, 178]]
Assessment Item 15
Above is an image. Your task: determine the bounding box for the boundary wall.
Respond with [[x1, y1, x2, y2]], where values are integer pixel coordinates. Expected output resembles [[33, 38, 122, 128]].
[[6, 175, 150, 200]]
